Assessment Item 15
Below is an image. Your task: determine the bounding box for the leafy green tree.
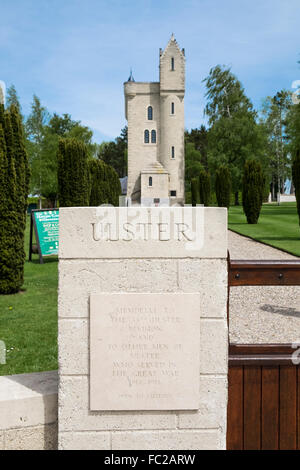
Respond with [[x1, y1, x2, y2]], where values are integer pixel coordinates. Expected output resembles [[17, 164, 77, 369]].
[[198, 168, 211, 206], [204, 65, 267, 205], [89, 159, 121, 206], [0, 103, 29, 294], [292, 150, 300, 227], [26, 104, 97, 206], [25, 95, 50, 206], [242, 159, 264, 224], [185, 142, 204, 184], [185, 125, 209, 169], [261, 90, 292, 202], [191, 178, 199, 206], [57, 138, 90, 207], [97, 126, 127, 177], [49, 113, 96, 157], [215, 165, 231, 208], [286, 76, 300, 203]]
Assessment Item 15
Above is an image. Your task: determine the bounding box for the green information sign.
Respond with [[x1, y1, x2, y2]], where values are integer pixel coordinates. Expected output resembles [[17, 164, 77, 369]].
[[29, 209, 59, 263]]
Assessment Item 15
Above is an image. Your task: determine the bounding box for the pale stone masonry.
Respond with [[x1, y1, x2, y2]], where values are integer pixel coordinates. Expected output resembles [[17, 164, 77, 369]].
[[0, 371, 58, 450], [58, 207, 228, 450], [125, 35, 185, 206]]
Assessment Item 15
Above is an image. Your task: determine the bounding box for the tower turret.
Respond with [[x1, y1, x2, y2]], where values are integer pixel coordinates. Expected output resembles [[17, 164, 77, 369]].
[[159, 35, 185, 205]]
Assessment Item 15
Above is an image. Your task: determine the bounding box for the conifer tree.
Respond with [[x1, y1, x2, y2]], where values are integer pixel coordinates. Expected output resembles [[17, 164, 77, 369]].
[[198, 168, 211, 206], [89, 159, 121, 206], [10, 105, 30, 224], [0, 102, 28, 294], [242, 159, 264, 224], [215, 165, 232, 208], [57, 138, 90, 206], [191, 178, 199, 206]]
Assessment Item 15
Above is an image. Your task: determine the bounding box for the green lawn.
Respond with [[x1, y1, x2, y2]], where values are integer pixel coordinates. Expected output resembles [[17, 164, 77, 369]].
[[228, 202, 300, 257], [0, 216, 58, 375]]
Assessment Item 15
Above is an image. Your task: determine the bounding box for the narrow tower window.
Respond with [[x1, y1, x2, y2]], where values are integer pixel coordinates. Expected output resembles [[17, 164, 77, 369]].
[[144, 130, 149, 143], [171, 102, 175, 114], [171, 146, 175, 158], [171, 57, 175, 71], [151, 130, 156, 143], [147, 106, 153, 120], [149, 176, 153, 187]]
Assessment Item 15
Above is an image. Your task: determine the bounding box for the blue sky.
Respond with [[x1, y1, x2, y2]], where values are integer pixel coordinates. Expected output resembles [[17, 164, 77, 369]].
[[1, 0, 299, 143]]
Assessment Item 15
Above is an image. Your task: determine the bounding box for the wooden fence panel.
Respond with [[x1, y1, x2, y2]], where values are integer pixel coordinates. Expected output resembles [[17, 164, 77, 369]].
[[227, 366, 244, 450], [227, 345, 299, 450], [279, 366, 297, 450], [261, 366, 279, 450], [243, 366, 261, 450], [227, 260, 300, 450]]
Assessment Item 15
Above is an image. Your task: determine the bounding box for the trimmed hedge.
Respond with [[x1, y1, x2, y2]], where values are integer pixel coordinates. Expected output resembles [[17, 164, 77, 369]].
[[215, 165, 232, 208], [0, 104, 29, 294], [242, 159, 264, 224], [190, 178, 199, 206], [199, 168, 211, 206], [57, 138, 90, 207], [89, 159, 121, 206]]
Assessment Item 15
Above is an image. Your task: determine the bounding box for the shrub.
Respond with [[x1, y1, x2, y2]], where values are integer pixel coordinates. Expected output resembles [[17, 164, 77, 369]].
[[292, 149, 300, 225], [242, 159, 264, 224], [57, 138, 90, 207], [199, 168, 211, 206], [215, 165, 231, 208], [0, 104, 29, 294], [89, 159, 121, 206], [190, 178, 199, 206]]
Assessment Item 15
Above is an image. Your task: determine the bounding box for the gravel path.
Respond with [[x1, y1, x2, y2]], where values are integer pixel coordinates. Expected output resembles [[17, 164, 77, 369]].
[[228, 230, 300, 344]]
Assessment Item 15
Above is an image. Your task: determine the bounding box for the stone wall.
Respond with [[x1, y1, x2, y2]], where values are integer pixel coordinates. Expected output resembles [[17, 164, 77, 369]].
[[58, 207, 228, 450], [0, 371, 58, 450], [124, 82, 161, 201]]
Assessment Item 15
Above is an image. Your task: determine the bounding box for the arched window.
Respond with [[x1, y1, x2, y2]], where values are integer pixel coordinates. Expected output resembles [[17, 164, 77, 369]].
[[151, 130, 156, 143], [144, 130, 149, 143], [171, 102, 175, 114], [149, 176, 153, 187], [171, 146, 175, 158], [171, 57, 175, 71], [147, 106, 153, 120]]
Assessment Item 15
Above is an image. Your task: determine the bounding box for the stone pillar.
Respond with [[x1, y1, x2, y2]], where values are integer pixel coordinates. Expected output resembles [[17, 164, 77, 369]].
[[58, 207, 228, 450]]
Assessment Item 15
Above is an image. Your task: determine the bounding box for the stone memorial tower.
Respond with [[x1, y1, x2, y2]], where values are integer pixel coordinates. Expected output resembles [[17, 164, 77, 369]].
[[124, 35, 185, 206]]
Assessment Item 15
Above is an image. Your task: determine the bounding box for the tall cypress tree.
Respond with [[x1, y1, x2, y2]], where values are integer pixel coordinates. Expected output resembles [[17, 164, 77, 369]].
[[3, 112, 17, 209], [215, 165, 232, 208], [10, 105, 30, 222], [0, 101, 29, 294], [57, 138, 90, 206], [89, 159, 121, 206], [242, 159, 264, 224], [198, 168, 211, 206], [0, 119, 22, 293], [191, 178, 199, 206]]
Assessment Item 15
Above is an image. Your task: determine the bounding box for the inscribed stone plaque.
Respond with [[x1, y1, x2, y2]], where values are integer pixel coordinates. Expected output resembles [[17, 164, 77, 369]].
[[90, 293, 200, 410]]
